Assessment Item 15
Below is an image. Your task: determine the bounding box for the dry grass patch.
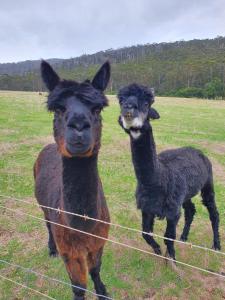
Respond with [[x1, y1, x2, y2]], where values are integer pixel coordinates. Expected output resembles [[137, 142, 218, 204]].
[[0, 142, 16, 155], [20, 135, 54, 147], [198, 140, 225, 156], [211, 158, 225, 185]]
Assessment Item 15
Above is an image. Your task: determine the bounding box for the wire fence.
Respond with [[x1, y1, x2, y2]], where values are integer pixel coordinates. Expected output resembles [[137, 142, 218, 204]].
[[0, 273, 56, 300], [1, 194, 224, 256], [0, 259, 113, 300], [1, 195, 225, 299], [0, 204, 225, 281]]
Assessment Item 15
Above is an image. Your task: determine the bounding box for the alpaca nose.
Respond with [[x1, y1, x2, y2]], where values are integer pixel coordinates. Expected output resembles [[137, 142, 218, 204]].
[[76, 131, 83, 140], [126, 103, 133, 109]]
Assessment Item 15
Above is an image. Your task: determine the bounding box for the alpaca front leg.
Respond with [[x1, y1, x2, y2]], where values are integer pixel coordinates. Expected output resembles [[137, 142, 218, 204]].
[[142, 211, 161, 255], [89, 248, 109, 300], [63, 254, 88, 300], [164, 215, 180, 260]]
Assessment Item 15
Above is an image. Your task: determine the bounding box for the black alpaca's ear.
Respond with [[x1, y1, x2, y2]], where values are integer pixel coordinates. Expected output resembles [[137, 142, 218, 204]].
[[92, 61, 111, 91], [41, 60, 60, 91], [149, 107, 160, 120], [118, 115, 123, 128]]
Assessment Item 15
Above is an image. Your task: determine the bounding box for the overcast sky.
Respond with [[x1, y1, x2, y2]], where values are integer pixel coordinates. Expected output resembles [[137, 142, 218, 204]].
[[0, 0, 225, 63]]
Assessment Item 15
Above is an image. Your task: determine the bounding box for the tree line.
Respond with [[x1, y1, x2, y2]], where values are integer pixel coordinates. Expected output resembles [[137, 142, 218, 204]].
[[0, 36, 225, 99]]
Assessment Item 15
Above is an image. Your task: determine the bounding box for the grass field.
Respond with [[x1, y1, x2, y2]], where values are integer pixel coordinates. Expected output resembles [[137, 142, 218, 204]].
[[0, 91, 224, 300]]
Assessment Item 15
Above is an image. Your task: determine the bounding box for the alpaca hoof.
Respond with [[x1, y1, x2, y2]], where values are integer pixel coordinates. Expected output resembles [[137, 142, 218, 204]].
[[212, 243, 221, 251], [179, 235, 187, 242], [154, 247, 162, 255], [49, 249, 58, 257], [97, 284, 109, 299], [164, 251, 184, 279], [98, 293, 109, 300], [164, 250, 176, 265]]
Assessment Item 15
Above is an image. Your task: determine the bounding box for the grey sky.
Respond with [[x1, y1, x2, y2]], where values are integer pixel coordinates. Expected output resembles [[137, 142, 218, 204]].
[[0, 0, 225, 63]]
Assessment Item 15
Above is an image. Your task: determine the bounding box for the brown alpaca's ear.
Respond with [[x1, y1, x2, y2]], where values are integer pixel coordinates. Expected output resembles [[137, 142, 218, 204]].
[[92, 61, 111, 91], [41, 60, 60, 91], [149, 107, 160, 120]]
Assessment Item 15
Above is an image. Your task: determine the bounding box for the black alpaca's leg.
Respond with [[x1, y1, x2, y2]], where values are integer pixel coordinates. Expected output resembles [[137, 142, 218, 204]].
[[142, 211, 161, 255], [164, 215, 180, 260], [89, 248, 108, 300], [201, 181, 221, 250], [46, 221, 58, 257], [180, 199, 196, 241]]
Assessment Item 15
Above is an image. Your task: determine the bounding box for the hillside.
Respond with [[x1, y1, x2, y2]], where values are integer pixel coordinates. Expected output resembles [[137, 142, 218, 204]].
[[0, 36, 225, 96]]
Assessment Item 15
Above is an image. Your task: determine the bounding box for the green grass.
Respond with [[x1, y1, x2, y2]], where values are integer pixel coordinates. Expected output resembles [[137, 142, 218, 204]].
[[0, 91, 224, 299]]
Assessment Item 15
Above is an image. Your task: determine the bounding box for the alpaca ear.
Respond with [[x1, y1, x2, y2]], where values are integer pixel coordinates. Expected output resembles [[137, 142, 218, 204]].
[[149, 108, 160, 120], [41, 60, 60, 91], [92, 61, 111, 91], [118, 116, 123, 128], [150, 88, 155, 97]]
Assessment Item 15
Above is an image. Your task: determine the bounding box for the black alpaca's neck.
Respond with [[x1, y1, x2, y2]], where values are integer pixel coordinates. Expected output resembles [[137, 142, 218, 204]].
[[130, 124, 159, 185], [62, 154, 99, 230]]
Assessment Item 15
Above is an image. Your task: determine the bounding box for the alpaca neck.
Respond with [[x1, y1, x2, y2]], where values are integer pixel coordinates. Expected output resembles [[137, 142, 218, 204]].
[[61, 154, 99, 230], [130, 124, 159, 185]]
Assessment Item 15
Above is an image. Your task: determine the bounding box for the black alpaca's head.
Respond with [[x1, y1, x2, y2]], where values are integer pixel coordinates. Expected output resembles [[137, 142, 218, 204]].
[[117, 83, 160, 139], [41, 60, 110, 157]]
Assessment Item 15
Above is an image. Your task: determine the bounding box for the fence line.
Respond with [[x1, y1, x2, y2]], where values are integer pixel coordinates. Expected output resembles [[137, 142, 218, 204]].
[[1, 194, 224, 257], [0, 259, 113, 300], [0, 204, 225, 281], [0, 273, 56, 300]]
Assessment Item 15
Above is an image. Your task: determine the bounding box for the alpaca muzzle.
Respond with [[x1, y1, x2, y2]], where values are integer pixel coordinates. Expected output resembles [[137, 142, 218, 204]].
[[124, 110, 134, 121]]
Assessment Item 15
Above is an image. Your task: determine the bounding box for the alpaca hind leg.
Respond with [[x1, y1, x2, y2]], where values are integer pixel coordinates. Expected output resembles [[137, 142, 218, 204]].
[[142, 212, 161, 255], [180, 199, 196, 241], [89, 248, 109, 300], [46, 221, 58, 257], [201, 181, 221, 250], [164, 215, 180, 260]]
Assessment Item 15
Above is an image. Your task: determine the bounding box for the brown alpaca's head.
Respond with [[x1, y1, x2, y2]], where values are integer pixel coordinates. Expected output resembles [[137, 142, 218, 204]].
[[41, 61, 110, 157]]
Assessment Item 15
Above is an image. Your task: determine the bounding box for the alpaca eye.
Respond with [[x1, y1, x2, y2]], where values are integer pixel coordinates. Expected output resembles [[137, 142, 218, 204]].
[[94, 109, 101, 116], [56, 107, 65, 114], [83, 123, 91, 130]]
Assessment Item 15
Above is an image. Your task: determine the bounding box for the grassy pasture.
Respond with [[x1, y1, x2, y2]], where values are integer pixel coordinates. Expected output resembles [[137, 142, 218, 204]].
[[0, 90, 224, 299]]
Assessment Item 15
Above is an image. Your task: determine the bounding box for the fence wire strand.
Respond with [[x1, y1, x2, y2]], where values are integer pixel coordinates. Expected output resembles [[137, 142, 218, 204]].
[[0, 204, 225, 281], [0, 259, 113, 300], [0, 273, 56, 300], [1, 194, 224, 257]]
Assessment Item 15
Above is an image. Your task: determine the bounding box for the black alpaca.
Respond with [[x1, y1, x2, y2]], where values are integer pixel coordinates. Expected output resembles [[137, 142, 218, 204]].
[[117, 83, 221, 260]]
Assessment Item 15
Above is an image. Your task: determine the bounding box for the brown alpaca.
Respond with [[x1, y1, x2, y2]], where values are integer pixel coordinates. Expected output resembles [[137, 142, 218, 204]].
[[34, 61, 111, 300]]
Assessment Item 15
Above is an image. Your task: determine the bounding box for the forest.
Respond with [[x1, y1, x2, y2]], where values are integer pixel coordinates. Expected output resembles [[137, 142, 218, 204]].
[[0, 36, 225, 98]]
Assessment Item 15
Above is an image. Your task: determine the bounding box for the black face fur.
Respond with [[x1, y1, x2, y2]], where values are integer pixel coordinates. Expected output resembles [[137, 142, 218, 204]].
[[117, 83, 160, 137], [41, 60, 110, 157]]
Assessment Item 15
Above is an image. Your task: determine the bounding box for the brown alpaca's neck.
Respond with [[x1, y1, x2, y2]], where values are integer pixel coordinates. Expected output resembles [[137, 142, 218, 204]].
[[61, 154, 100, 230]]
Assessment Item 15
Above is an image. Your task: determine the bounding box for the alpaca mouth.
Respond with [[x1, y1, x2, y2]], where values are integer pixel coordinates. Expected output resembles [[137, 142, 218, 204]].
[[124, 112, 133, 121], [121, 115, 144, 130], [66, 142, 91, 156]]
